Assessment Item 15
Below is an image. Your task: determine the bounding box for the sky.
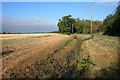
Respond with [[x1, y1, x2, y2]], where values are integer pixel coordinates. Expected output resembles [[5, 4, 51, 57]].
[[1, 2, 118, 33]]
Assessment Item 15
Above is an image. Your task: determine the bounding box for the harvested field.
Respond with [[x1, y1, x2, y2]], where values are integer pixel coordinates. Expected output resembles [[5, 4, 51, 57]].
[[1, 33, 70, 78], [0, 33, 119, 78]]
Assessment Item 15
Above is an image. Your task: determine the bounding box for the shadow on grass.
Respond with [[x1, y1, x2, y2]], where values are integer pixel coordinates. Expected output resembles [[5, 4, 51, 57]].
[[2, 50, 14, 56], [95, 66, 120, 78]]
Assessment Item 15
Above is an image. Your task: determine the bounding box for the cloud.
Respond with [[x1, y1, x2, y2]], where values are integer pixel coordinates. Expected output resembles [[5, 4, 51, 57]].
[[2, 17, 58, 33], [0, 18, 2, 32], [96, 2, 118, 7]]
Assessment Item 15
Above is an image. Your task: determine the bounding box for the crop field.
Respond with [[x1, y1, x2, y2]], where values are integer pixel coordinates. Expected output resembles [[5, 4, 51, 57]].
[[0, 33, 119, 78]]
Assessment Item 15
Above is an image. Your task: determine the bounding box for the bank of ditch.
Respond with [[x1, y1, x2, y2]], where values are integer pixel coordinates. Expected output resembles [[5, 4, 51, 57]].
[[6, 35, 77, 78], [6, 34, 96, 78], [62, 35, 96, 78]]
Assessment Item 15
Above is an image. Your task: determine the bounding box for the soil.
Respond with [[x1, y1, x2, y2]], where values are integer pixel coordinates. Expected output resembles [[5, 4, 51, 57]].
[[1, 33, 119, 78]]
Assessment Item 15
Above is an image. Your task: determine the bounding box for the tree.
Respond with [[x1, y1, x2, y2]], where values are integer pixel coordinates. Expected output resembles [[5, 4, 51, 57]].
[[3, 32, 6, 34], [75, 18, 84, 33], [103, 3, 120, 36], [57, 15, 104, 34], [57, 15, 76, 34]]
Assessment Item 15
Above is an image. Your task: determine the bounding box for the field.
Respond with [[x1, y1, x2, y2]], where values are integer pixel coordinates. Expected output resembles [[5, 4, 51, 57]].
[[0, 33, 119, 78]]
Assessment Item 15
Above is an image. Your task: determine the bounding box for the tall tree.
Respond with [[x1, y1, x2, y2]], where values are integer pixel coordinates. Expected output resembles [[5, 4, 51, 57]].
[[103, 3, 120, 36], [57, 15, 104, 34], [57, 15, 76, 34]]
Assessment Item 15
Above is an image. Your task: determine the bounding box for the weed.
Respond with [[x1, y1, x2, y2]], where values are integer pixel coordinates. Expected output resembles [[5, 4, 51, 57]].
[[57, 36, 75, 51], [8, 72, 14, 77]]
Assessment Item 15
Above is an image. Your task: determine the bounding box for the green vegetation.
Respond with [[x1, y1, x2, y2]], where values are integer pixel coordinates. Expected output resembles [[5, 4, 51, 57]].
[[70, 37, 96, 78], [57, 15, 76, 35], [57, 15, 103, 35], [77, 55, 96, 74], [57, 2, 120, 36], [73, 36, 82, 60], [55, 36, 75, 52], [103, 3, 120, 36]]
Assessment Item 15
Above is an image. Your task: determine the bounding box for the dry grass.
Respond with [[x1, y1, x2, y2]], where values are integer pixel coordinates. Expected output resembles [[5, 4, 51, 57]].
[[1, 33, 119, 78], [1, 33, 70, 78], [82, 37, 119, 78]]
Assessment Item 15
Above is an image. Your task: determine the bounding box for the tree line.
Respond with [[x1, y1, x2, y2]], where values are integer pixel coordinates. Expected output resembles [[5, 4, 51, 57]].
[[103, 2, 120, 36], [57, 2, 120, 36], [57, 15, 103, 35]]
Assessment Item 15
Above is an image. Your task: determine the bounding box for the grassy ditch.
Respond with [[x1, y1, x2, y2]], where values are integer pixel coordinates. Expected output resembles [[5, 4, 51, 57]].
[[46, 35, 76, 60], [5, 34, 97, 78], [55, 35, 76, 52], [62, 36, 83, 78], [8, 35, 78, 78], [72, 37, 97, 78], [62, 36, 97, 78], [71, 51, 97, 78]]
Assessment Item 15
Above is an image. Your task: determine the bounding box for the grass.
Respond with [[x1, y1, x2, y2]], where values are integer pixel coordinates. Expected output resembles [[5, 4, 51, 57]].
[[57, 36, 90, 78], [75, 37, 82, 50], [71, 52, 96, 78], [94, 34, 120, 38], [63, 36, 97, 78], [3, 33, 119, 78], [56, 36, 76, 52]]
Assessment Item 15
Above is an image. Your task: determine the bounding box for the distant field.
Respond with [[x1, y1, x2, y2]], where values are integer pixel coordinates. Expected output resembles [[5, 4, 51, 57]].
[[0, 33, 119, 78], [0, 33, 60, 39]]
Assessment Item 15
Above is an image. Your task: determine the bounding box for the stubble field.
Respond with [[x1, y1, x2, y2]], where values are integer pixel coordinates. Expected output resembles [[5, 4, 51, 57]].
[[0, 33, 119, 78]]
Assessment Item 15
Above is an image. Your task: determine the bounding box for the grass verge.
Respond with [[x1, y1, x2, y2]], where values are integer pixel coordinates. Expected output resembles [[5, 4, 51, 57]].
[[54, 35, 76, 53]]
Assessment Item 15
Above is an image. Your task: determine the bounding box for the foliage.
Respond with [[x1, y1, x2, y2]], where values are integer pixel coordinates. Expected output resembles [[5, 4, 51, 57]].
[[58, 2, 120, 36], [57, 15, 104, 34], [103, 4, 120, 36], [57, 15, 76, 35]]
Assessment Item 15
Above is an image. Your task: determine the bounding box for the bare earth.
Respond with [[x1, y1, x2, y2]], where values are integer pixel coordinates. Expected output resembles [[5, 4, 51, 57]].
[[0, 33, 119, 78], [1, 33, 70, 78]]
